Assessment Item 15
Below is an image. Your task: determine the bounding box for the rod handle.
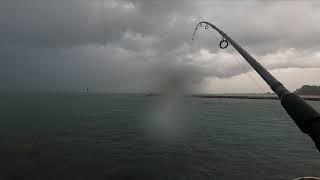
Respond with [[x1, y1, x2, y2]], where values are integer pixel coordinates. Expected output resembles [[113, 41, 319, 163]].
[[281, 93, 320, 151]]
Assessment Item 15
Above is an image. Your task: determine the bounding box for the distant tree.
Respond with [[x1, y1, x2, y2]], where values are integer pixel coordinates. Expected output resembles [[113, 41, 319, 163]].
[[294, 85, 320, 95]]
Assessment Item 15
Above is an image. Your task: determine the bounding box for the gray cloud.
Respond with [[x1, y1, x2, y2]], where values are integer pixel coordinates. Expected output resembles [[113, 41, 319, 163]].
[[0, 0, 320, 92]]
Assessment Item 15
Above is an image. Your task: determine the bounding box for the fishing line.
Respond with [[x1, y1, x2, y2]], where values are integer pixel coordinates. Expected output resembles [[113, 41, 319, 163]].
[[222, 39, 266, 92], [192, 23, 266, 92], [213, 33, 266, 92]]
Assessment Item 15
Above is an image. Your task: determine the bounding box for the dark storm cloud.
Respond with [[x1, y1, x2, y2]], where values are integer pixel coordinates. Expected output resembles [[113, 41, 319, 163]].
[[0, 0, 128, 47], [0, 0, 320, 92], [1, 0, 320, 49]]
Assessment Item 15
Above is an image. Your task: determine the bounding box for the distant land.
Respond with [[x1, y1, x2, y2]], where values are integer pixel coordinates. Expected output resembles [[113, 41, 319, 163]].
[[191, 94, 320, 101], [192, 85, 320, 101], [144, 85, 320, 101], [144, 92, 320, 101], [294, 85, 320, 96]]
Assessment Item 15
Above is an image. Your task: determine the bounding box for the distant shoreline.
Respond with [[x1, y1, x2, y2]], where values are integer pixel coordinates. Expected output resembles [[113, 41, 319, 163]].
[[191, 94, 320, 101], [2, 92, 320, 101], [145, 93, 320, 101]]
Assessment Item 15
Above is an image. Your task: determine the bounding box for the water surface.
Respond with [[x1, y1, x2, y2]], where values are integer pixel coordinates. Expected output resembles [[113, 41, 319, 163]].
[[0, 93, 319, 180]]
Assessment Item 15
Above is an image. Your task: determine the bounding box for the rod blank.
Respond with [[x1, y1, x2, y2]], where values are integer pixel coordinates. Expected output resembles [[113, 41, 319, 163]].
[[193, 21, 320, 151]]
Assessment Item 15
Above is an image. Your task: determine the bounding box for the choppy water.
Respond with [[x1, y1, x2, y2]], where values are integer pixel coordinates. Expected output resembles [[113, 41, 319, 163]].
[[0, 93, 319, 180]]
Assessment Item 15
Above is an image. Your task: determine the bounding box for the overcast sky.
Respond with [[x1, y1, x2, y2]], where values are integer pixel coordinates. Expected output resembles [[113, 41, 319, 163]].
[[1, 0, 320, 93]]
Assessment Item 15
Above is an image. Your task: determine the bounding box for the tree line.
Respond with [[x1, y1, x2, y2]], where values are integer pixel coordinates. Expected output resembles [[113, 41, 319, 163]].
[[294, 85, 320, 95]]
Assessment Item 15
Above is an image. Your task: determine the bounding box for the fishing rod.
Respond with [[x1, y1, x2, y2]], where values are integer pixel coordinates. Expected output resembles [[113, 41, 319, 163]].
[[193, 21, 320, 151]]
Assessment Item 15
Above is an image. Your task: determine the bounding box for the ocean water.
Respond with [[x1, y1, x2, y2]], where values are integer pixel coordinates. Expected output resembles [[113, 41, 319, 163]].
[[0, 93, 319, 180]]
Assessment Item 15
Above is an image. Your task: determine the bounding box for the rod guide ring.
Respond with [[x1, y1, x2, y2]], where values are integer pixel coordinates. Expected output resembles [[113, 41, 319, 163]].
[[219, 39, 228, 49]]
